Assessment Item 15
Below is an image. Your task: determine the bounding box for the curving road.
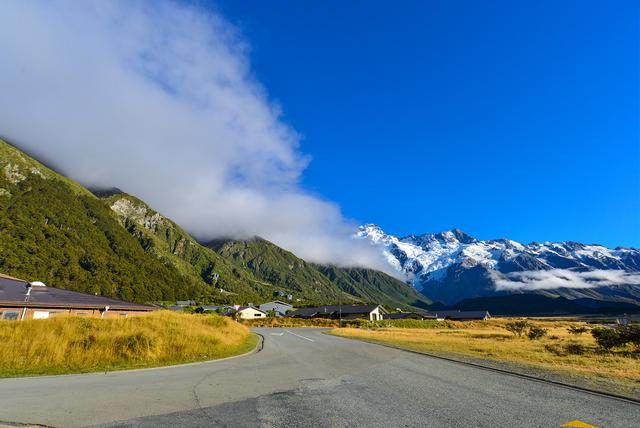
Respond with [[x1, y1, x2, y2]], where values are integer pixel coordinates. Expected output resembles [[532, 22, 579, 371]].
[[0, 328, 638, 427]]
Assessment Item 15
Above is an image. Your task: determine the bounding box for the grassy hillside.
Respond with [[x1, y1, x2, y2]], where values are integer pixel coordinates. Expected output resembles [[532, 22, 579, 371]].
[[211, 238, 432, 309], [0, 311, 255, 376], [0, 139, 205, 302], [210, 238, 345, 305], [315, 265, 432, 309]]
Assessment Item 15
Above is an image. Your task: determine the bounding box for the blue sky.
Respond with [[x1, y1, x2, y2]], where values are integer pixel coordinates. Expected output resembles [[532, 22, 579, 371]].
[[207, 0, 639, 247]]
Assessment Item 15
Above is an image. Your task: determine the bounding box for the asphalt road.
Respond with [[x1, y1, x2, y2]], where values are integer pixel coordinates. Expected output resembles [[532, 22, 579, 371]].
[[0, 328, 638, 427]]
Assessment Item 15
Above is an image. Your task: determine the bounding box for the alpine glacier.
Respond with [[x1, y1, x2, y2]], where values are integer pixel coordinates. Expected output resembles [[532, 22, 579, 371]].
[[357, 224, 640, 305]]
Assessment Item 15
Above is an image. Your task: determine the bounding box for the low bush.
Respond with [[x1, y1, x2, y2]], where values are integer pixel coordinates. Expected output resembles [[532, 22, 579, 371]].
[[504, 320, 530, 337], [567, 325, 589, 336], [591, 327, 628, 351], [544, 343, 564, 356], [564, 342, 586, 355], [527, 326, 548, 340], [618, 325, 640, 350]]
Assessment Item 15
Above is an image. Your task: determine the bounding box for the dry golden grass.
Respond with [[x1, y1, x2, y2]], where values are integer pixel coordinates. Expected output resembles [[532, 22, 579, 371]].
[[0, 311, 256, 377], [330, 318, 640, 396]]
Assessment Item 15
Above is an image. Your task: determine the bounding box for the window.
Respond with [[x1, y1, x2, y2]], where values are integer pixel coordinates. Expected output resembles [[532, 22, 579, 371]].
[[2, 311, 20, 320], [33, 311, 50, 319], [254, 313, 263, 317]]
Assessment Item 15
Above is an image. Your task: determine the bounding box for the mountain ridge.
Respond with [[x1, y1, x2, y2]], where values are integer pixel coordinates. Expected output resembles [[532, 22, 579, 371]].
[[357, 224, 640, 307]]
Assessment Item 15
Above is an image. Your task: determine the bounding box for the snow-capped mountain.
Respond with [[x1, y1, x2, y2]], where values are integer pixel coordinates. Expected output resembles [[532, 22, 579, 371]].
[[357, 224, 640, 305]]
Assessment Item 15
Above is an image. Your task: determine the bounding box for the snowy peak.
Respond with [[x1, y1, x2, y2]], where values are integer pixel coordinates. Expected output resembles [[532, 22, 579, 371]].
[[357, 225, 640, 304]]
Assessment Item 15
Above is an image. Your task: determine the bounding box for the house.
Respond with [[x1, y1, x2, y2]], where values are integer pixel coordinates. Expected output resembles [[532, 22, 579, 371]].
[[430, 310, 491, 321], [258, 301, 293, 317], [0, 273, 157, 320], [176, 300, 196, 307], [236, 306, 267, 319], [288, 304, 386, 321]]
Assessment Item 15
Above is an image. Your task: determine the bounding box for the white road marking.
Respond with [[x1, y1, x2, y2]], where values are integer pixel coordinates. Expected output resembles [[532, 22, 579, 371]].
[[284, 329, 314, 342], [270, 333, 284, 336]]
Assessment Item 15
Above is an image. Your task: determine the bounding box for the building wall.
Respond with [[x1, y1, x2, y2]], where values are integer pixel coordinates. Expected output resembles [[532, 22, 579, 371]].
[[0, 306, 153, 320], [237, 308, 266, 319]]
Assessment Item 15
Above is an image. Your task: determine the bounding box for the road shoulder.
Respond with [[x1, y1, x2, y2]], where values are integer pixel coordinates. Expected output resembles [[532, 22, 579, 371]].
[[325, 330, 640, 403]]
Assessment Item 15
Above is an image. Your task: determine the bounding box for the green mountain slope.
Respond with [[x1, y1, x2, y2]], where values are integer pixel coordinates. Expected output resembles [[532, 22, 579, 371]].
[[100, 193, 305, 303], [209, 238, 431, 309], [0, 139, 203, 302], [314, 265, 432, 309], [208, 238, 345, 305], [1, 138, 432, 309]]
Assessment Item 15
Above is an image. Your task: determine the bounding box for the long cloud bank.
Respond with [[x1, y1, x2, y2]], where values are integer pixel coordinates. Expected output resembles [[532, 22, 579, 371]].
[[0, 1, 391, 272], [491, 269, 640, 291]]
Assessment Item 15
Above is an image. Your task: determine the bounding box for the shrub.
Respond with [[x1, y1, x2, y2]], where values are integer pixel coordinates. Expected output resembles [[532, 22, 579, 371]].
[[567, 325, 589, 336], [564, 343, 585, 355], [527, 326, 548, 340], [591, 327, 624, 350], [504, 320, 530, 337], [617, 325, 640, 350], [544, 344, 564, 356]]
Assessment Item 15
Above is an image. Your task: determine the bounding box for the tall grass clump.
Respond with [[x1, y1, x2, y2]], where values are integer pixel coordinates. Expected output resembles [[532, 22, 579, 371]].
[[0, 311, 254, 377]]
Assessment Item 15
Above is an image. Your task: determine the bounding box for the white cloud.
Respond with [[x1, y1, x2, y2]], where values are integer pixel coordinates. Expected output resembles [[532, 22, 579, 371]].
[[491, 269, 640, 291], [0, 0, 391, 272]]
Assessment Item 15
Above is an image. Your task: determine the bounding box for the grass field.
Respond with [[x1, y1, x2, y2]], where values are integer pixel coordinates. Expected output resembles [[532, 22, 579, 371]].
[[0, 311, 257, 377], [329, 318, 640, 398]]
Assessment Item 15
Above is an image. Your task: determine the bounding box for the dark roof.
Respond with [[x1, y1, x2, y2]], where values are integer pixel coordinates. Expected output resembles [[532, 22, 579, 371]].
[[289, 304, 380, 318], [0, 274, 156, 311], [431, 310, 490, 320], [383, 312, 428, 320], [260, 301, 293, 307]]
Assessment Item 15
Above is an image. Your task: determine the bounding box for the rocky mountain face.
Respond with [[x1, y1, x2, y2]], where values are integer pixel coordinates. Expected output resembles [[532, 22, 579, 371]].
[[357, 224, 640, 308]]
